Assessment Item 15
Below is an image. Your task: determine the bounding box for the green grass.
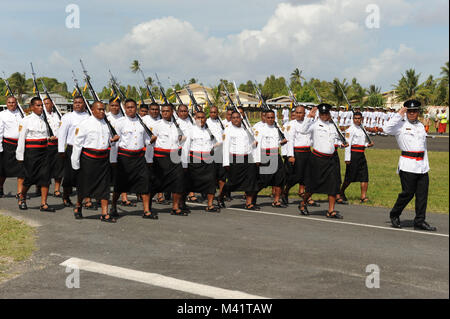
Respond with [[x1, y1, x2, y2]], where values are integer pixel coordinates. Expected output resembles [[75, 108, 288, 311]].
[[260, 149, 449, 214], [0, 215, 36, 280]]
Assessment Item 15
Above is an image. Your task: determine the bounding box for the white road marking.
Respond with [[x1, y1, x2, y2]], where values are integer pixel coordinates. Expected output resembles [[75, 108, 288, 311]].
[[60, 257, 268, 299], [185, 202, 449, 238]]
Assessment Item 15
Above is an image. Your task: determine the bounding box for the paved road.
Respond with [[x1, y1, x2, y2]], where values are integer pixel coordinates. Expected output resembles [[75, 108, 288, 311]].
[[370, 134, 449, 152], [0, 178, 448, 299]]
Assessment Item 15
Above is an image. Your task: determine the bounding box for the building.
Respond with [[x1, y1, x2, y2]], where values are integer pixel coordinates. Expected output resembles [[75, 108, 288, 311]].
[[24, 93, 72, 114], [382, 90, 403, 110]]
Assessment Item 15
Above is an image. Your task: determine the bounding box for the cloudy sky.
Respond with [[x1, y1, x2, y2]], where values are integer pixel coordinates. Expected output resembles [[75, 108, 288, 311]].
[[1, 0, 448, 92]]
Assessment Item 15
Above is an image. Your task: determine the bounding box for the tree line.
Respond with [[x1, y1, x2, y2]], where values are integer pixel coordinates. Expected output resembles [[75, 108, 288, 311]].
[[1, 61, 448, 108]]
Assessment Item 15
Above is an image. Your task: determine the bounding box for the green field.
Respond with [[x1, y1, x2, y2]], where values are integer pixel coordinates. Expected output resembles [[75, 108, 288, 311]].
[[261, 149, 449, 214], [0, 215, 36, 281]]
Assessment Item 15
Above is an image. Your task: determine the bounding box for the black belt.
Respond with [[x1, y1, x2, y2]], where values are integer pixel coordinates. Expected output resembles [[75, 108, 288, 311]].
[[82, 147, 110, 159], [118, 147, 145, 158], [401, 151, 424, 160]]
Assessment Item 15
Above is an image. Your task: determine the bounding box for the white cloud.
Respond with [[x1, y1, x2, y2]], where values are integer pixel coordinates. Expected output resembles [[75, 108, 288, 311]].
[[86, 0, 447, 90]]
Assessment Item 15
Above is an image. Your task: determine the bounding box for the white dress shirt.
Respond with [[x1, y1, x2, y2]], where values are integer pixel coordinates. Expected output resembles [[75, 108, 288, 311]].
[[344, 124, 369, 162], [16, 112, 48, 161], [0, 108, 22, 152], [286, 119, 312, 157], [300, 117, 339, 155], [383, 113, 429, 174], [58, 111, 90, 152], [222, 124, 257, 167]]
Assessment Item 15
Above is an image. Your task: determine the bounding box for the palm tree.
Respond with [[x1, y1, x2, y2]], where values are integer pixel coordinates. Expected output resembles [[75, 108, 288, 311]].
[[290, 68, 305, 87], [394, 68, 421, 101], [440, 61, 449, 82], [331, 78, 348, 106], [130, 60, 141, 73], [367, 84, 381, 95], [8, 72, 28, 103]]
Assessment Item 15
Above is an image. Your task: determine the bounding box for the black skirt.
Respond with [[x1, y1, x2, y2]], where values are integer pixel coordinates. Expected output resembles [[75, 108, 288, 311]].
[[186, 151, 217, 194], [305, 150, 340, 195], [224, 154, 259, 193], [23, 146, 50, 187], [257, 152, 286, 189], [47, 143, 64, 179], [1, 139, 25, 178], [62, 145, 78, 188], [78, 149, 111, 200], [152, 148, 185, 193], [212, 147, 226, 182], [114, 149, 149, 194], [286, 148, 311, 188], [333, 149, 342, 186], [344, 151, 369, 183]]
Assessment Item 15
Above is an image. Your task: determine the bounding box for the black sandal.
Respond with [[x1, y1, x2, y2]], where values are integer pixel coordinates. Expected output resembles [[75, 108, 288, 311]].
[[272, 201, 286, 208], [53, 191, 62, 198], [63, 198, 74, 207], [297, 204, 309, 216], [171, 209, 189, 216], [18, 199, 28, 210], [244, 204, 260, 211], [119, 200, 136, 207], [40, 203, 56, 212], [307, 200, 320, 207], [73, 206, 83, 219], [187, 195, 200, 203], [360, 197, 370, 203], [327, 211, 343, 219], [83, 201, 98, 210], [336, 198, 348, 205], [205, 206, 220, 213], [143, 211, 159, 219], [100, 214, 117, 223]]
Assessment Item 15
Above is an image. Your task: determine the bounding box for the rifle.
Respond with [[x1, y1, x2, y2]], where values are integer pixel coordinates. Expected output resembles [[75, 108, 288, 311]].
[[75, 63, 117, 137], [72, 70, 92, 116], [155, 73, 184, 138], [185, 85, 216, 141], [1, 71, 25, 117], [168, 78, 193, 124], [220, 81, 256, 142], [202, 86, 224, 130], [40, 79, 62, 120], [338, 83, 373, 144], [232, 81, 252, 129], [252, 81, 286, 140], [288, 88, 299, 107], [30, 63, 54, 137], [108, 70, 153, 138], [312, 85, 347, 145]]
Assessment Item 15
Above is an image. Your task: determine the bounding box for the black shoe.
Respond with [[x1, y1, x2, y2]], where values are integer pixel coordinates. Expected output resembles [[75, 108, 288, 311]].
[[83, 202, 98, 210], [40, 204, 56, 212], [298, 205, 309, 216], [143, 211, 159, 219], [390, 217, 401, 229], [109, 207, 120, 218], [18, 200, 28, 210], [327, 211, 343, 219], [414, 221, 437, 231], [244, 204, 260, 211], [180, 204, 191, 213], [73, 207, 83, 219]]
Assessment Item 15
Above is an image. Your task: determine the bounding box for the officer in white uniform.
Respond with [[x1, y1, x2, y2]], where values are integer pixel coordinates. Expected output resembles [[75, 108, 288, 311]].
[[383, 100, 436, 231]]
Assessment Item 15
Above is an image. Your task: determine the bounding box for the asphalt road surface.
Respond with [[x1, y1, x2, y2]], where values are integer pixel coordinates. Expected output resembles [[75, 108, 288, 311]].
[[0, 178, 448, 299]]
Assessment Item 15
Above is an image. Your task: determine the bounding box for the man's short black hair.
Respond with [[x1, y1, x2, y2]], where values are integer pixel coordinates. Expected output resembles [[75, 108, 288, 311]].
[[353, 111, 362, 117], [124, 98, 137, 105], [149, 102, 160, 108], [30, 96, 42, 106], [265, 109, 275, 115], [109, 97, 120, 104], [140, 104, 149, 110]]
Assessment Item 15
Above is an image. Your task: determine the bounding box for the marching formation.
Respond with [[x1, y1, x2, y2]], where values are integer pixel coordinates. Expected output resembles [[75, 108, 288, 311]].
[[0, 66, 437, 231]]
